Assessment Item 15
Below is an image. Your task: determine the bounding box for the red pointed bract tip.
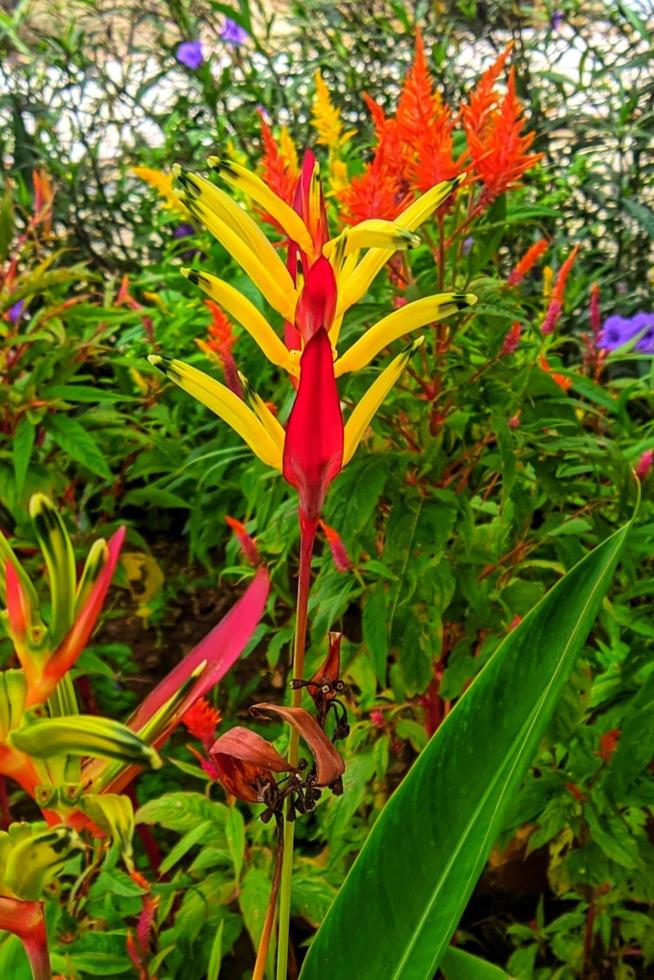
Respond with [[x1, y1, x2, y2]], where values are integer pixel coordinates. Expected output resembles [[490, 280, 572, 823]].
[[294, 255, 337, 341], [282, 327, 344, 523], [293, 148, 329, 250], [309, 631, 342, 700]]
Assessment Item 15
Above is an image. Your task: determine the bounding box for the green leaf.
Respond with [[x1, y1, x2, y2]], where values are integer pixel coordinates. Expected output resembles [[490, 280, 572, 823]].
[[300, 523, 628, 980], [46, 414, 112, 480], [12, 418, 35, 498], [159, 820, 212, 875], [440, 946, 511, 978], [207, 920, 224, 980], [136, 792, 228, 834]]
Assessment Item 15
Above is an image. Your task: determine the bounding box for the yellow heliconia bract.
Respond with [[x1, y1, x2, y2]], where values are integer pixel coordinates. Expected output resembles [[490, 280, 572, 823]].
[[151, 143, 477, 490]]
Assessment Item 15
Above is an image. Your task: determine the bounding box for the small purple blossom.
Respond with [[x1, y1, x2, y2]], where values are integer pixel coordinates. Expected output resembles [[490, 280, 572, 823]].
[[176, 41, 203, 70], [173, 222, 195, 239], [6, 299, 25, 325], [220, 18, 248, 46], [550, 11, 564, 30], [462, 236, 474, 256], [598, 312, 654, 353]]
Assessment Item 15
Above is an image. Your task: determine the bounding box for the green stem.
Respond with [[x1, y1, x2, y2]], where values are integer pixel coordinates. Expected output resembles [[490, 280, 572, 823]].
[[275, 516, 317, 980]]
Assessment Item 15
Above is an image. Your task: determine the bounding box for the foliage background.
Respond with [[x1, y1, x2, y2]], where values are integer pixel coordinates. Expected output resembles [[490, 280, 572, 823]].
[[1, 1, 654, 977]]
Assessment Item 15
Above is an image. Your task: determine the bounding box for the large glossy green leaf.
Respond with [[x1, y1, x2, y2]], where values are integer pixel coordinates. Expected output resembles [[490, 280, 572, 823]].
[[300, 523, 629, 980], [440, 946, 511, 979]]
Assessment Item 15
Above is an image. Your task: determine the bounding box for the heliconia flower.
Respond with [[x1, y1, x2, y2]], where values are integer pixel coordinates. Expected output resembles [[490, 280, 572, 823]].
[[507, 238, 548, 286], [209, 726, 296, 803], [501, 321, 522, 355], [250, 703, 345, 788], [464, 67, 542, 203], [151, 155, 476, 522], [181, 697, 222, 748], [0, 494, 126, 708], [225, 515, 261, 566], [176, 40, 203, 70], [220, 18, 248, 46], [319, 519, 352, 572], [635, 449, 653, 480]]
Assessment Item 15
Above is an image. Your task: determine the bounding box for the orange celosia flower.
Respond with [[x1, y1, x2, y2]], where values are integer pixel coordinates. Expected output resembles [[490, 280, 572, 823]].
[[319, 519, 352, 572], [460, 43, 514, 140], [257, 112, 300, 213], [196, 300, 242, 397], [396, 32, 459, 192], [552, 244, 580, 303], [465, 67, 542, 202], [507, 239, 548, 286], [539, 356, 572, 391], [32, 168, 54, 233]]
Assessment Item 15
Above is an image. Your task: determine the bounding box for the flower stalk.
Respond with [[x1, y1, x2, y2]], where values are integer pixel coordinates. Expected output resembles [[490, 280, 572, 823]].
[[276, 516, 317, 980]]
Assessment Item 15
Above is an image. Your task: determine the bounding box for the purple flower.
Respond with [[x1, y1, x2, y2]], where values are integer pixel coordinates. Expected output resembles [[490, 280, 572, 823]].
[[7, 299, 25, 325], [550, 10, 564, 30], [173, 222, 195, 239], [176, 41, 203, 70], [598, 312, 654, 353], [462, 236, 474, 256], [220, 18, 248, 46]]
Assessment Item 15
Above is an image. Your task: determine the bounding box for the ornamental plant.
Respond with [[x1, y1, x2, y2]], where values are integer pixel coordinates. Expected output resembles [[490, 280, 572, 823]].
[[0, 494, 268, 977], [143, 38, 636, 978]]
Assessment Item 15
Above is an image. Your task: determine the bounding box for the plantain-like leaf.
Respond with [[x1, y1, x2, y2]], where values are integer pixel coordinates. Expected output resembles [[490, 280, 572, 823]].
[[300, 523, 629, 980], [440, 946, 512, 979], [10, 715, 162, 770]]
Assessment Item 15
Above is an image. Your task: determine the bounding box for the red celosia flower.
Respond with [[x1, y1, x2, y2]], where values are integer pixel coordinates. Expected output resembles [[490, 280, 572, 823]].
[[507, 239, 548, 286], [541, 298, 562, 336], [597, 728, 621, 764], [501, 321, 522, 355], [182, 697, 222, 748], [319, 519, 352, 572], [465, 68, 542, 203], [225, 515, 261, 566], [635, 449, 653, 480]]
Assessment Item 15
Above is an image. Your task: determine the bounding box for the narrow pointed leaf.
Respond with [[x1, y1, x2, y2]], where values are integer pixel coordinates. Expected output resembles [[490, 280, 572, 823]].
[[440, 947, 511, 979], [300, 523, 629, 980]]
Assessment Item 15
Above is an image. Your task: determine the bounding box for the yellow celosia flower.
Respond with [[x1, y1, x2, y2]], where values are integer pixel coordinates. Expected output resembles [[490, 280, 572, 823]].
[[132, 167, 189, 216]]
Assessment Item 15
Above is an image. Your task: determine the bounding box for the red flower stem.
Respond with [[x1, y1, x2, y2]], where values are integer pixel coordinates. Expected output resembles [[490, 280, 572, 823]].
[[253, 831, 285, 980], [276, 515, 317, 980]]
